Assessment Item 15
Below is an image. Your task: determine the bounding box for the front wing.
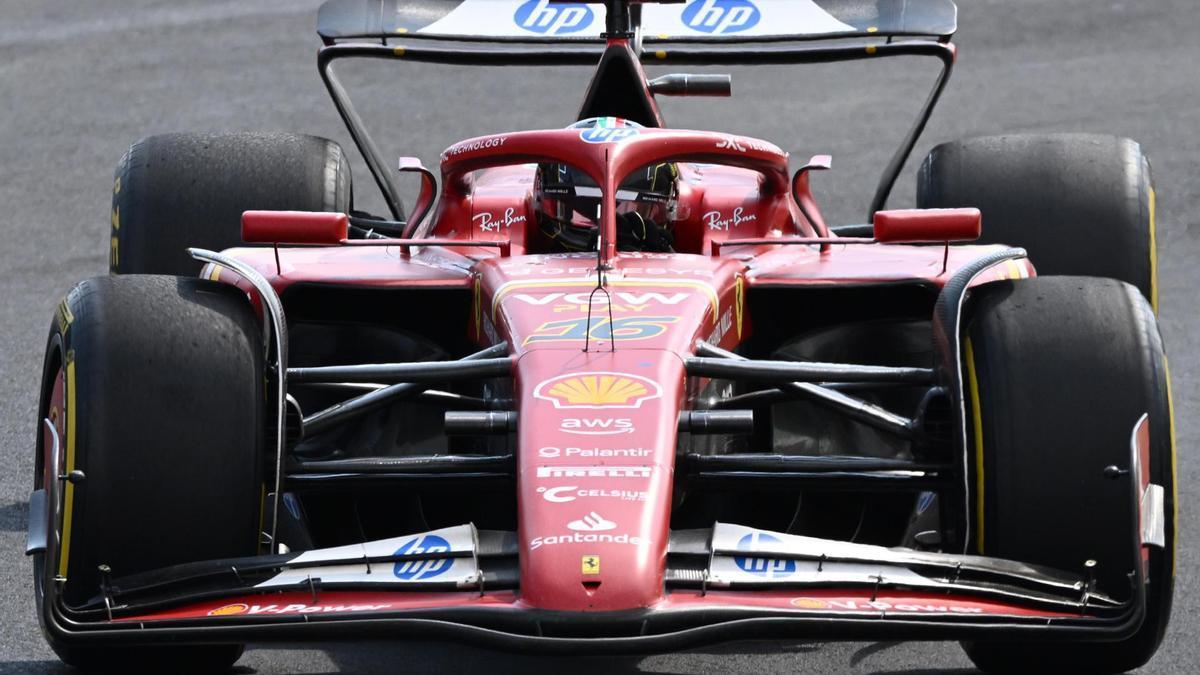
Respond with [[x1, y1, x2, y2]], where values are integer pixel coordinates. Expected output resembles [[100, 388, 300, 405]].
[[37, 518, 1151, 654]]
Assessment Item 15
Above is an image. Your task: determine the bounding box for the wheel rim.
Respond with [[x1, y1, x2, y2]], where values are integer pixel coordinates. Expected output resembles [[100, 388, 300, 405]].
[[34, 345, 67, 606]]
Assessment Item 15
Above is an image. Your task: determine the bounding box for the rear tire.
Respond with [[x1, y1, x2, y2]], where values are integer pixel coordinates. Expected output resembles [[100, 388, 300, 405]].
[[34, 276, 264, 671], [960, 276, 1175, 674], [918, 134, 1158, 309], [110, 132, 351, 275]]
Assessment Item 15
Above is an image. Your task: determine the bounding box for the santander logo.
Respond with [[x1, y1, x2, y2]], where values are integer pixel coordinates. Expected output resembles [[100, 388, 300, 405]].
[[567, 511, 617, 532]]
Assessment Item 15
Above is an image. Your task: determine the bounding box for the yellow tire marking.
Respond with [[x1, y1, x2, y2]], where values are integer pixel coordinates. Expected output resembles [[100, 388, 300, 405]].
[[393, 46, 406, 57], [1149, 187, 1158, 314], [207, 264, 222, 281], [59, 356, 77, 578], [965, 338, 986, 554], [655, 50, 667, 60], [110, 201, 121, 269], [56, 299, 74, 336]]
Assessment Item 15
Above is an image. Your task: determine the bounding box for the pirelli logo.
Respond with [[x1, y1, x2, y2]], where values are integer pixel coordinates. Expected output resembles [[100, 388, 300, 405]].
[[535, 466, 652, 479]]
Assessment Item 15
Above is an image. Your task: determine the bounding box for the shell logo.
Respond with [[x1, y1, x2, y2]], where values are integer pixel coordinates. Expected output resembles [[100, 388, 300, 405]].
[[207, 603, 249, 616], [534, 372, 662, 409], [790, 598, 829, 610]]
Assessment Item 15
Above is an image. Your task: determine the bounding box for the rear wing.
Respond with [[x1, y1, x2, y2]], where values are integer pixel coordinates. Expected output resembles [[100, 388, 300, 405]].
[[318, 0, 957, 45], [316, 0, 958, 224]]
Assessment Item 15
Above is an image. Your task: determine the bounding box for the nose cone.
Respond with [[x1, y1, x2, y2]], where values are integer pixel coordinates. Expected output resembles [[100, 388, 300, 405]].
[[515, 350, 682, 611]]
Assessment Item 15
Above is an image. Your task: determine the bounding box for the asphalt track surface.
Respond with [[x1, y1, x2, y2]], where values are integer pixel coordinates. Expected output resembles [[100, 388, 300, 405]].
[[1, 1, 1197, 673]]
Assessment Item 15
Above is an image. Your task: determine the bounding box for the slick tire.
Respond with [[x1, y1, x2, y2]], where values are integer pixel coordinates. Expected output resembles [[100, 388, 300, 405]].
[[110, 132, 351, 275], [959, 276, 1175, 674], [917, 134, 1159, 309], [33, 275, 264, 672]]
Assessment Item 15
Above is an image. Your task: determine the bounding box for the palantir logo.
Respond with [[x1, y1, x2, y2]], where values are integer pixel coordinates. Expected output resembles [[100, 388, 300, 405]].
[[733, 532, 796, 578], [514, 0, 594, 35], [392, 534, 452, 581], [682, 0, 761, 34]]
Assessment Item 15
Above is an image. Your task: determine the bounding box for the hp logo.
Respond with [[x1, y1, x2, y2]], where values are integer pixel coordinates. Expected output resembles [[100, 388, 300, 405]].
[[392, 535, 453, 581], [579, 127, 640, 144], [733, 532, 796, 578], [682, 0, 761, 34], [514, 0, 595, 35]]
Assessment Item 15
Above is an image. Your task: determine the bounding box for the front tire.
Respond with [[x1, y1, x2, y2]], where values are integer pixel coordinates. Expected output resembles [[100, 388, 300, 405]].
[[34, 276, 264, 671], [960, 276, 1175, 674]]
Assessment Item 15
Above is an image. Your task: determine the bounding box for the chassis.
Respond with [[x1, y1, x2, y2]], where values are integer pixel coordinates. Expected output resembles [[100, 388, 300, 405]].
[[28, 1, 1174, 672]]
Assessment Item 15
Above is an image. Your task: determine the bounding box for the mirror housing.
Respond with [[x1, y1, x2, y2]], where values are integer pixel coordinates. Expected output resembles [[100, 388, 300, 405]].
[[872, 208, 981, 244], [647, 74, 732, 97], [242, 210, 348, 245]]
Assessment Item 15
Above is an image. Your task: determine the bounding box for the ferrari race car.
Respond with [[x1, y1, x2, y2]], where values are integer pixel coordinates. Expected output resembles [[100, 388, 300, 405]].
[[28, 0, 1176, 672]]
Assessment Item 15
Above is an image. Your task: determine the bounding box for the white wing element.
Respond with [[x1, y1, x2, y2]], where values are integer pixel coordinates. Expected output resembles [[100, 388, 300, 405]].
[[255, 524, 481, 589], [419, 0, 853, 39]]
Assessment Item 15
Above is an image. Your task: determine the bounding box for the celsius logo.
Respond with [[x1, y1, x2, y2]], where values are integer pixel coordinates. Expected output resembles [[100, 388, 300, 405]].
[[538, 485, 648, 503], [392, 535, 452, 581], [733, 532, 796, 578], [514, 0, 594, 35], [580, 126, 640, 144], [682, 0, 761, 34]]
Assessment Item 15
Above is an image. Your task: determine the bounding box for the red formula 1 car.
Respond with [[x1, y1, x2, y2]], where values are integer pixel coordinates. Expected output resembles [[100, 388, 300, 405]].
[[28, 1, 1175, 672]]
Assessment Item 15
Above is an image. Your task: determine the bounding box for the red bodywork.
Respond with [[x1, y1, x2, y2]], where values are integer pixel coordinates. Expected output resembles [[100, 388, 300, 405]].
[[201, 122, 1035, 617]]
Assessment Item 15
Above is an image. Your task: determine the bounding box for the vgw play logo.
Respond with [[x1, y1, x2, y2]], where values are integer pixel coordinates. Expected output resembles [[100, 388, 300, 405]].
[[682, 0, 761, 34], [514, 0, 595, 35]]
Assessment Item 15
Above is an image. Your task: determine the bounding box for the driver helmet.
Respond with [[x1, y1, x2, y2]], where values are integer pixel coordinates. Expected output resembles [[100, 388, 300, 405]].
[[536, 118, 677, 252]]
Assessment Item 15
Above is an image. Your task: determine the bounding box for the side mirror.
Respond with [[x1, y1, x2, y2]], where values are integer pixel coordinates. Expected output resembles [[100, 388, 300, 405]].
[[872, 208, 981, 244], [241, 210, 348, 244], [647, 74, 732, 97]]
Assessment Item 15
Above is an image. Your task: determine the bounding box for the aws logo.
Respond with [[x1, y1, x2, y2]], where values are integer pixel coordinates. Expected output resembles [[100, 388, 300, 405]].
[[560, 416, 634, 435], [534, 372, 662, 409], [514, 0, 594, 35], [682, 0, 760, 34]]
